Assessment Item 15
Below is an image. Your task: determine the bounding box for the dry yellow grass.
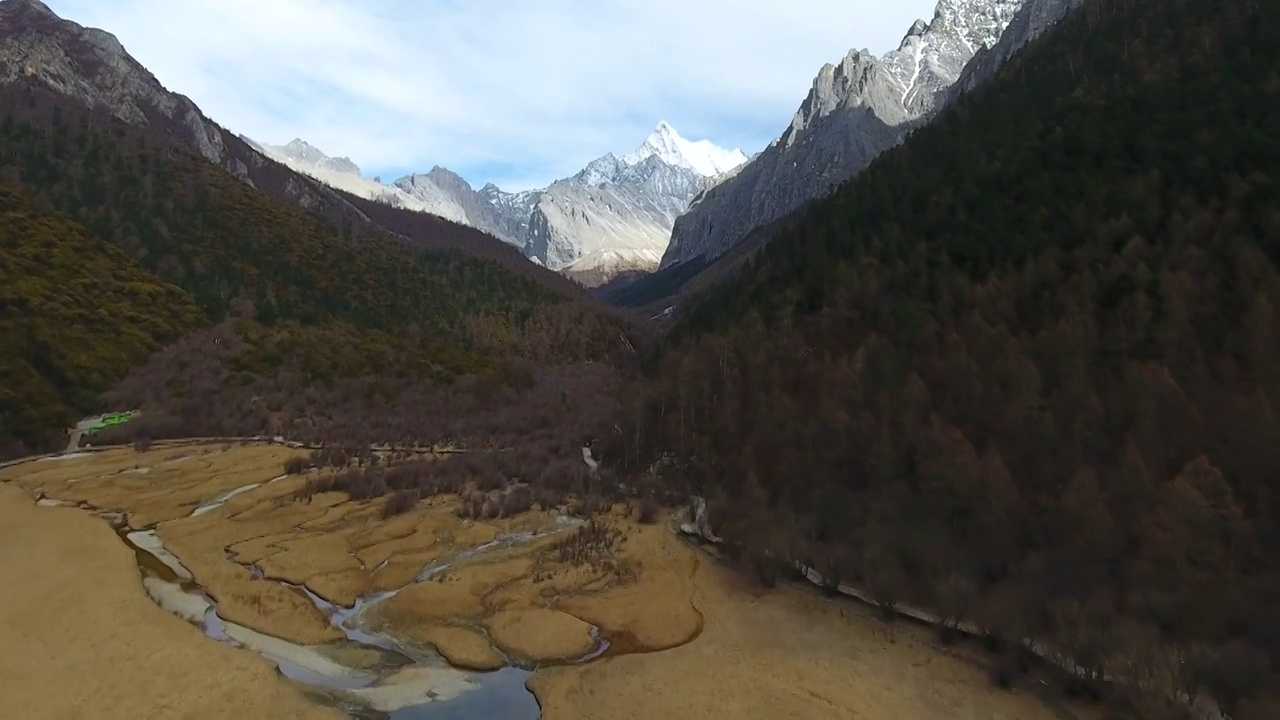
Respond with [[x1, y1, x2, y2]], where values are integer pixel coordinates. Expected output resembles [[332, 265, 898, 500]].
[[3, 444, 301, 528], [4, 445, 1086, 720], [552, 521, 702, 653], [404, 625, 505, 671], [528, 531, 1075, 720], [487, 608, 596, 662], [378, 555, 534, 626], [0, 482, 341, 720]]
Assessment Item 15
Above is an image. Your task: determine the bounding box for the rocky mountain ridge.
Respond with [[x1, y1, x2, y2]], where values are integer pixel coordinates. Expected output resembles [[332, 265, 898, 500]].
[[254, 121, 747, 284], [660, 0, 1025, 270], [2, 0, 1067, 290], [0, 0, 232, 166], [944, 0, 1084, 102]]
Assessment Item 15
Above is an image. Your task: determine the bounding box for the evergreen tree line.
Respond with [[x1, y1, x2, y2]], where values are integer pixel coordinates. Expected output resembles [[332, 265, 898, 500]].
[[615, 0, 1280, 716], [0, 84, 635, 456]]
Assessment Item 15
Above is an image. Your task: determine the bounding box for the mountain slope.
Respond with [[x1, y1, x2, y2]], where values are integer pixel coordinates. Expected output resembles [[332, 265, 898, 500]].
[[525, 123, 745, 281], [660, 0, 1023, 271], [624, 0, 1280, 716], [256, 122, 746, 285], [0, 181, 203, 455], [0, 0, 639, 453], [945, 0, 1083, 101], [249, 137, 465, 220], [250, 136, 528, 247], [0, 80, 636, 348], [0, 0, 592, 296], [394, 166, 522, 244]]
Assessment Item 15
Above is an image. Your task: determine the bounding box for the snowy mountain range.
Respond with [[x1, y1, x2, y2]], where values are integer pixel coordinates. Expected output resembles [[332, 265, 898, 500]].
[[250, 122, 748, 285], [254, 0, 1051, 285], [1, 0, 1078, 294]]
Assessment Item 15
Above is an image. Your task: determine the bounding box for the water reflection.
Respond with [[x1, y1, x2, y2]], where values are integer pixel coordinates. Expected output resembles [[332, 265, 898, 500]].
[[390, 667, 538, 720]]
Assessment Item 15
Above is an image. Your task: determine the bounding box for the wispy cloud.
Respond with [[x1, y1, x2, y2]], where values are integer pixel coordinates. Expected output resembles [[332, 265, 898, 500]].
[[44, 0, 941, 190]]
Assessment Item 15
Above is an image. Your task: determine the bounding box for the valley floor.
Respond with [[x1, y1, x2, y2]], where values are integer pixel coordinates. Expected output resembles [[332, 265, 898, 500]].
[[1, 443, 1085, 720], [0, 479, 340, 720], [531, 546, 1063, 720]]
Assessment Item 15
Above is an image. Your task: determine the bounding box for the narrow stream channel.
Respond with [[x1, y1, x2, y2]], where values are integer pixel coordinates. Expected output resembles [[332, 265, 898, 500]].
[[42, 487, 603, 720]]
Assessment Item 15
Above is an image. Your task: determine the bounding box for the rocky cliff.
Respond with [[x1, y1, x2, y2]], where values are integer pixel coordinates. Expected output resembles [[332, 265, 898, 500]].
[[660, 0, 1024, 270]]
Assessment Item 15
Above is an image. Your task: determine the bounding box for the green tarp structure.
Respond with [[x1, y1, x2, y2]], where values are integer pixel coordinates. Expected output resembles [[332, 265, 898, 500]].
[[84, 411, 139, 434]]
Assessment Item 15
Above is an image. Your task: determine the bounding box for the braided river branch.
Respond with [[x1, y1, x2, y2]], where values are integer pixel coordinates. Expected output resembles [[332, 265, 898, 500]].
[[3, 440, 1095, 720]]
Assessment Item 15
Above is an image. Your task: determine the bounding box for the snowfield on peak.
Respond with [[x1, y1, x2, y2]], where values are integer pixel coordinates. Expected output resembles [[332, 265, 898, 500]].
[[621, 121, 749, 178], [494, 124, 742, 280]]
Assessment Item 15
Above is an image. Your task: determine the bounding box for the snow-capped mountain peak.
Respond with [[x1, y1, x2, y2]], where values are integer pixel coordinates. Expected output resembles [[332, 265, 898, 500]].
[[621, 121, 748, 178], [250, 122, 750, 284]]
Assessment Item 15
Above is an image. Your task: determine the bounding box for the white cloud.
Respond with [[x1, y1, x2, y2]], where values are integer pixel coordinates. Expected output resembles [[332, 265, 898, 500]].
[[44, 0, 942, 190]]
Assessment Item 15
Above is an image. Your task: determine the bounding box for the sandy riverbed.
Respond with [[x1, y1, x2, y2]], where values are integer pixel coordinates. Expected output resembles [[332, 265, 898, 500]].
[[2, 443, 1090, 720]]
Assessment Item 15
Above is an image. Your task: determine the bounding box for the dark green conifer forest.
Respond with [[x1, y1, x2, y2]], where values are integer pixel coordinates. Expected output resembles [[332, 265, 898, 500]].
[[614, 0, 1280, 716], [0, 183, 202, 452]]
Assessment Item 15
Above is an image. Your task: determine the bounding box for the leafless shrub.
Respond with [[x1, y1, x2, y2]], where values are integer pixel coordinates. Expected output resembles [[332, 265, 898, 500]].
[[0, 439, 28, 462], [533, 485, 563, 511], [553, 518, 623, 566], [500, 485, 534, 517], [310, 447, 350, 468], [636, 495, 660, 524], [569, 494, 611, 518], [382, 489, 419, 519], [456, 490, 486, 519], [744, 551, 789, 589], [990, 647, 1027, 689], [283, 457, 308, 475], [476, 469, 505, 492]]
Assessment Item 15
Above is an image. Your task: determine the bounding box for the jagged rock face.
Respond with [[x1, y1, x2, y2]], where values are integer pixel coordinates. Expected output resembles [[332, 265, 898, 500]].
[[391, 169, 510, 239], [514, 153, 707, 275], [0, 0, 226, 163], [392, 173, 467, 216], [480, 183, 539, 242], [661, 0, 1024, 270], [249, 135, 523, 244], [945, 0, 1082, 102], [471, 123, 745, 283]]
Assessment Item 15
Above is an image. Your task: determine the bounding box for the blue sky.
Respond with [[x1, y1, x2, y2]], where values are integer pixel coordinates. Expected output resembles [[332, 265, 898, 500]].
[[45, 0, 941, 191]]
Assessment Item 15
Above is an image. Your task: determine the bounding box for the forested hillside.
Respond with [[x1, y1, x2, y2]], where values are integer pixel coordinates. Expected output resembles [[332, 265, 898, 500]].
[[0, 183, 202, 455], [0, 84, 637, 456], [0, 90, 589, 334], [617, 0, 1280, 716]]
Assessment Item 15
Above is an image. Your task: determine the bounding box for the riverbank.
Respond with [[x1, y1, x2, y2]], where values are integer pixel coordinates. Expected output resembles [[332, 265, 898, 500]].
[[528, 535, 1076, 720], [0, 481, 341, 720], [1, 443, 1088, 720]]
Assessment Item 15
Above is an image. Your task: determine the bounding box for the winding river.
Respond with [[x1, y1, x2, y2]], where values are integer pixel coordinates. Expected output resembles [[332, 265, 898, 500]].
[[39, 486, 602, 720]]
